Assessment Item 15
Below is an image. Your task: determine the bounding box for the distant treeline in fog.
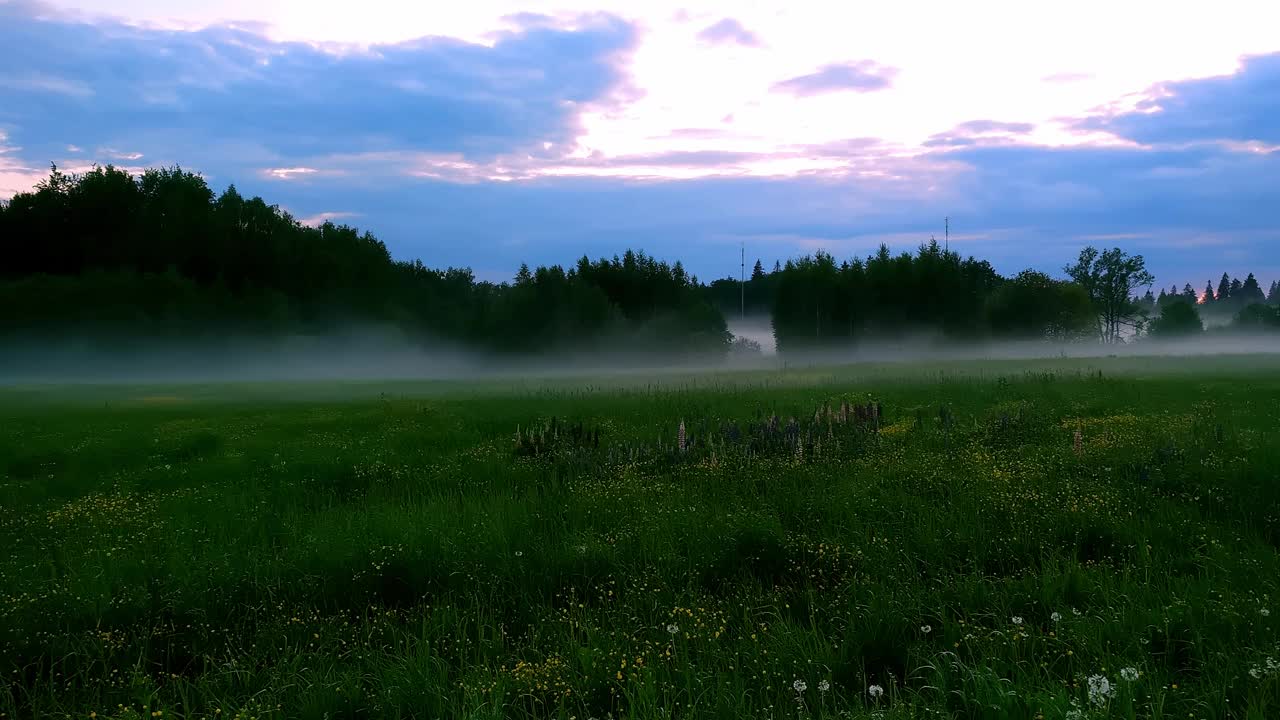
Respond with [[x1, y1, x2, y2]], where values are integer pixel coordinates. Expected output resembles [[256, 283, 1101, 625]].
[[2, 164, 1278, 355]]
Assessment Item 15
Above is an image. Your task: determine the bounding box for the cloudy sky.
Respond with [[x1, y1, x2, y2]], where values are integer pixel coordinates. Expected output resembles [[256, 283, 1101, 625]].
[[2, 0, 1278, 287]]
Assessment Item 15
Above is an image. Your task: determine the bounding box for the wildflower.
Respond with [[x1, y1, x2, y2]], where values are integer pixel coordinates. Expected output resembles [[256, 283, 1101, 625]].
[[868, 684, 884, 699], [514, 551, 523, 557], [1051, 612, 1062, 623], [920, 624, 932, 634], [818, 680, 830, 692], [793, 679, 807, 693], [1072, 607, 1082, 616], [1261, 608, 1271, 617], [1086, 674, 1114, 706], [666, 623, 679, 635], [1011, 616, 1024, 625], [1249, 666, 1262, 679], [1120, 667, 1139, 681]]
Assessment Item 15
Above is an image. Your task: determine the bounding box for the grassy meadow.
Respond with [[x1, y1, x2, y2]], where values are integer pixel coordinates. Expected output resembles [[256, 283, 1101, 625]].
[[3, 355, 1280, 719]]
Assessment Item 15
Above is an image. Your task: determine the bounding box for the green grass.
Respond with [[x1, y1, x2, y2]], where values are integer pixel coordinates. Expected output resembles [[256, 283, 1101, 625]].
[[3, 355, 1280, 719]]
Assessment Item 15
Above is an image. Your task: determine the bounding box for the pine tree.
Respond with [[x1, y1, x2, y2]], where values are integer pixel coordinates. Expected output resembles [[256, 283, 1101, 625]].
[[1218, 273, 1232, 302], [1239, 273, 1265, 304], [751, 260, 765, 281], [1182, 283, 1197, 303], [1203, 280, 1216, 303], [1230, 277, 1243, 298]]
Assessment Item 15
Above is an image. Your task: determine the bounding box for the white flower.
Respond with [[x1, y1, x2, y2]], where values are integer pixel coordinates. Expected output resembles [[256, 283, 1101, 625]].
[[920, 624, 932, 634], [792, 679, 807, 693], [818, 680, 830, 692], [867, 684, 884, 699], [1119, 667, 1139, 681], [514, 550, 523, 557], [1072, 607, 1082, 616], [1250, 666, 1263, 679], [1086, 674, 1114, 706], [666, 623, 679, 635], [1261, 608, 1271, 617], [1011, 616, 1023, 625], [1051, 612, 1062, 623]]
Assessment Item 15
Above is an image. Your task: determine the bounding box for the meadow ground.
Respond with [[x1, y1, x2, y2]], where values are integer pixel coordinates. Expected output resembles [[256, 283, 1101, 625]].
[[3, 354, 1280, 720]]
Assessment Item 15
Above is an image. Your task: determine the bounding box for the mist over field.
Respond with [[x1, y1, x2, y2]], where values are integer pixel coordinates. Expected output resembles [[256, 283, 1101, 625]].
[[5, 324, 1280, 385]]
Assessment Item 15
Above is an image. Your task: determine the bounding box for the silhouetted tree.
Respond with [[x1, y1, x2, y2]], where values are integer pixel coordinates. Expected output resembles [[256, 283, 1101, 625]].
[[1218, 273, 1233, 303], [1064, 246, 1154, 343]]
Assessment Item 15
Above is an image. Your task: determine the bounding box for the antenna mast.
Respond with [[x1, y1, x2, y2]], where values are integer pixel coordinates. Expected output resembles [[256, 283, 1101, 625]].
[[740, 241, 745, 321], [945, 216, 949, 252]]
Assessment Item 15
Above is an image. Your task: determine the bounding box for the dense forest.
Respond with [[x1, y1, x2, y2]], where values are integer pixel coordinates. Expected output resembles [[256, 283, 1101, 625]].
[[0, 165, 728, 356], [1, 164, 1277, 357]]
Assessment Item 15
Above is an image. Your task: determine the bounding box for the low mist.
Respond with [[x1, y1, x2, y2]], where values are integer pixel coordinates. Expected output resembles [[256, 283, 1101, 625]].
[[3, 325, 1280, 386]]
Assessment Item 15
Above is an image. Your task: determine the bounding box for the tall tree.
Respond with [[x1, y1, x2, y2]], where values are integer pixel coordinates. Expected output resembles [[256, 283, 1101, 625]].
[[1064, 246, 1155, 343], [1181, 283, 1197, 304], [1218, 273, 1232, 303], [1203, 281, 1216, 304], [1239, 273, 1266, 305]]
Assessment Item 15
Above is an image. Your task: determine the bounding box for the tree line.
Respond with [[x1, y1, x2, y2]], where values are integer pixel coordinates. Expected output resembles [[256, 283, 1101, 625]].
[[1, 164, 1276, 356], [0, 165, 727, 355]]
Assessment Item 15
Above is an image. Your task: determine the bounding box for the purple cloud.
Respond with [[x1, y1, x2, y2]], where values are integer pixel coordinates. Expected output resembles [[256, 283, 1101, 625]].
[[696, 18, 762, 47], [924, 119, 1036, 148], [771, 61, 897, 96]]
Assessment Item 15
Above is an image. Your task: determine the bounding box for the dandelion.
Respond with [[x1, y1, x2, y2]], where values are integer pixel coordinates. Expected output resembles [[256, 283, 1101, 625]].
[[1072, 607, 1082, 616], [793, 679, 808, 693], [1086, 674, 1114, 706], [920, 624, 932, 634], [868, 684, 884, 699], [1011, 616, 1023, 625], [514, 551, 523, 557], [1261, 608, 1271, 617], [818, 680, 831, 692], [1120, 667, 1139, 681], [1051, 612, 1062, 622], [666, 623, 679, 635]]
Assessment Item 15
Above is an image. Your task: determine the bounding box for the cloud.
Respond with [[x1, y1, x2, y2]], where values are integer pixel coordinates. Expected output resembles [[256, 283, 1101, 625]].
[[298, 211, 361, 227], [1043, 72, 1092, 84], [1075, 53, 1280, 145], [696, 18, 761, 47], [925, 119, 1036, 148], [0, 2, 639, 171], [771, 61, 897, 96]]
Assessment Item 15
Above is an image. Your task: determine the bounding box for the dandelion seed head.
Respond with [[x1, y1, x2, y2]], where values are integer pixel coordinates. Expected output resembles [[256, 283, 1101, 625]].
[[920, 624, 932, 634], [1120, 667, 1139, 681], [1051, 612, 1062, 622], [867, 684, 884, 698], [792, 679, 807, 693], [666, 623, 679, 635], [1011, 616, 1023, 625], [818, 680, 830, 692]]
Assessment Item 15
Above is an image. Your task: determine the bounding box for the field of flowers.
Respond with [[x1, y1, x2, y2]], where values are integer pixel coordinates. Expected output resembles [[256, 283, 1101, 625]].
[[3, 355, 1280, 719]]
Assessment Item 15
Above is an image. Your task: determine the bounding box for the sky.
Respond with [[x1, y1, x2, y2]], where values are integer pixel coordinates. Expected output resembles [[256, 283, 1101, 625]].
[[1, 0, 1279, 288]]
